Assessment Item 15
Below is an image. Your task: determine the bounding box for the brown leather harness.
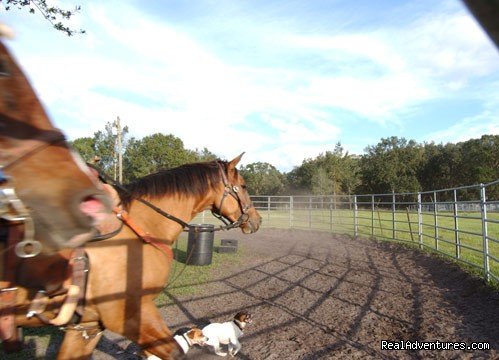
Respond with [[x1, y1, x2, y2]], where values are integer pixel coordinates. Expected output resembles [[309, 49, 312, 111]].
[[0, 129, 77, 352]]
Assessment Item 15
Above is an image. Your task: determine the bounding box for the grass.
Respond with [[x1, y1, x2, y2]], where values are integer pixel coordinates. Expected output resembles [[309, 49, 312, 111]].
[[155, 231, 245, 306], [192, 208, 499, 287], [2, 326, 63, 359]]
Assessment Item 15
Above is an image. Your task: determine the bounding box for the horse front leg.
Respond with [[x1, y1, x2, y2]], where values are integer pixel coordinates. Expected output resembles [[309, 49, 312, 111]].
[[57, 323, 104, 360], [124, 302, 183, 360]]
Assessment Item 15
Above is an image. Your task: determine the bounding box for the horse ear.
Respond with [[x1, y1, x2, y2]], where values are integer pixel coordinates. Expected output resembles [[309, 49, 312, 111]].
[[228, 152, 245, 171]]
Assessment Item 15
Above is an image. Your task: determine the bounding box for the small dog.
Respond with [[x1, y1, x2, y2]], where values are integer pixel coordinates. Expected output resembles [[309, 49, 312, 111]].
[[173, 326, 209, 354], [202, 311, 253, 357], [144, 327, 208, 359]]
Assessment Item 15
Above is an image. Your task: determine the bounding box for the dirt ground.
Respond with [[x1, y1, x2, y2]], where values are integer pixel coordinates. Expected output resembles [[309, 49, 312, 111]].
[[87, 228, 499, 360]]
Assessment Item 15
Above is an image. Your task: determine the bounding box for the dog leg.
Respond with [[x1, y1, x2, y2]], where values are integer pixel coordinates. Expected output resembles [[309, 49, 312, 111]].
[[229, 339, 242, 357], [207, 338, 227, 356], [144, 351, 162, 360]]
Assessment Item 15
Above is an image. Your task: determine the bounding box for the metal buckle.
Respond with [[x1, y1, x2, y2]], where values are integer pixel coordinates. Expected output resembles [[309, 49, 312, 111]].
[[15, 239, 42, 258]]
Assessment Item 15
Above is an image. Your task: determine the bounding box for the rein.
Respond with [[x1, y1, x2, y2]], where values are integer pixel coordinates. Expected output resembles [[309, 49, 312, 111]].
[[92, 162, 251, 233], [89, 161, 253, 290]]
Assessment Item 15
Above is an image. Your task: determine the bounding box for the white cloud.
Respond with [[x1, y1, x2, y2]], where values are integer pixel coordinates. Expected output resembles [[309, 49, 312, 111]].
[[6, 0, 499, 172], [425, 113, 499, 145]]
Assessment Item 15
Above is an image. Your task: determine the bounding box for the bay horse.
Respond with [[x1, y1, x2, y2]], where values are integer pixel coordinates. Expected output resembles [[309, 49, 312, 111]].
[[0, 33, 112, 256], [12, 153, 261, 359]]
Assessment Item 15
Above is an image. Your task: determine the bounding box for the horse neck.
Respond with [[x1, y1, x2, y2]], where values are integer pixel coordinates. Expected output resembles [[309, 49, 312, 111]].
[[126, 191, 215, 245]]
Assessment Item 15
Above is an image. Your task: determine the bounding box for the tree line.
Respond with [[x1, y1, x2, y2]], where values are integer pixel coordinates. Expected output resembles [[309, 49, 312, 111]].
[[71, 123, 499, 199]]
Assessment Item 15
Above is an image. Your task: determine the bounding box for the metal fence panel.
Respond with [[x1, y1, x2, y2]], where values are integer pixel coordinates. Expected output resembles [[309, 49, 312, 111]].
[[240, 180, 498, 284]]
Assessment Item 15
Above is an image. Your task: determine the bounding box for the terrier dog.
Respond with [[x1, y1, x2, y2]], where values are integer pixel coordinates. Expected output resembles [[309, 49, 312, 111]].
[[144, 327, 208, 359], [202, 312, 253, 357], [173, 327, 209, 354]]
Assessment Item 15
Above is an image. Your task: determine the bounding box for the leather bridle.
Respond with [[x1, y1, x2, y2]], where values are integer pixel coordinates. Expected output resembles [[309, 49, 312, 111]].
[[92, 160, 254, 233], [210, 161, 254, 229], [1, 130, 67, 258]]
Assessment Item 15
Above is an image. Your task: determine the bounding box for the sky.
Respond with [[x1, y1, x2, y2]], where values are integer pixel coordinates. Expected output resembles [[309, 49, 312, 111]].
[[3, 0, 499, 172]]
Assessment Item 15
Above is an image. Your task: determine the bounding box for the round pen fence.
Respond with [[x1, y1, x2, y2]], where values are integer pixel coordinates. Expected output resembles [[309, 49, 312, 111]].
[[193, 180, 499, 285]]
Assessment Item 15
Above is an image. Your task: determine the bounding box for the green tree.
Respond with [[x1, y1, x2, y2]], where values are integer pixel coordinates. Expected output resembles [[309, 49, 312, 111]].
[[92, 121, 129, 180], [123, 133, 197, 181], [286, 160, 317, 194], [311, 167, 333, 195], [419, 142, 462, 192], [3, 0, 85, 36], [286, 142, 361, 195], [71, 121, 129, 180], [193, 147, 218, 162], [459, 135, 499, 185], [70, 137, 96, 163], [360, 136, 424, 194], [239, 162, 285, 195]]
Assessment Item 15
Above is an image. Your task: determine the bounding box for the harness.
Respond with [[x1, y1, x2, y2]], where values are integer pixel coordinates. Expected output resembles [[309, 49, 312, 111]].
[[0, 130, 69, 351], [1, 130, 67, 258]]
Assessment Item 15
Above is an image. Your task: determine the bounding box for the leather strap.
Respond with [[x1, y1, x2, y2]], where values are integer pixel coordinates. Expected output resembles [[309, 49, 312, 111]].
[[69, 248, 88, 317], [115, 209, 173, 260], [0, 222, 22, 351]]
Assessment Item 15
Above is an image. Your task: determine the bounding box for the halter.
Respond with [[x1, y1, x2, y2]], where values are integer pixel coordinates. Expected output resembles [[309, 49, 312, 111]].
[[210, 161, 253, 229], [1, 130, 67, 258]]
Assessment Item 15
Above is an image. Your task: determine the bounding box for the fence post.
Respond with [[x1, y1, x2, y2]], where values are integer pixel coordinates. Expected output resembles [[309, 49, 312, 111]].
[[433, 191, 439, 251], [308, 196, 312, 229], [417, 192, 423, 250], [289, 196, 293, 229], [354, 195, 358, 238], [267, 196, 271, 226], [480, 183, 490, 282], [453, 189, 460, 259], [329, 197, 333, 231], [371, 195, 375, 238], [392, 192, 396, 240]]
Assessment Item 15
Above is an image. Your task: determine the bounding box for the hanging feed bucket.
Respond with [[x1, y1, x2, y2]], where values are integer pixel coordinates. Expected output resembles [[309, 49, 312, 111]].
[[186, 224, 214, 266]]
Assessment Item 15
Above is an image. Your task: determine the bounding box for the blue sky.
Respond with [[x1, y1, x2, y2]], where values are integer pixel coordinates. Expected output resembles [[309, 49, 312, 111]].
[[3, 0, 499, 171]]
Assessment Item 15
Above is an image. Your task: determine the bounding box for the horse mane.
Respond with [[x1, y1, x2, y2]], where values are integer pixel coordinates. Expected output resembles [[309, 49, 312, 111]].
[[118, 159, 230, 208]]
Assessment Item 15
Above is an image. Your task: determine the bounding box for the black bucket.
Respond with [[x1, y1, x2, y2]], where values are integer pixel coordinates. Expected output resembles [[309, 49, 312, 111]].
[[186, 224, 214, 266]]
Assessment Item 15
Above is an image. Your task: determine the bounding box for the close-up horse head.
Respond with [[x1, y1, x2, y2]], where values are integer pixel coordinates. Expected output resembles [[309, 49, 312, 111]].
[[0, 36, 112, 255], [212, 153, 262, 234]]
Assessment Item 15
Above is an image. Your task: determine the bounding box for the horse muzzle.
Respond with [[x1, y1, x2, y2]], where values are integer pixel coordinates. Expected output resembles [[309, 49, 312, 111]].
[[35, 190, 113, 251], [241, 214, 262, 234]]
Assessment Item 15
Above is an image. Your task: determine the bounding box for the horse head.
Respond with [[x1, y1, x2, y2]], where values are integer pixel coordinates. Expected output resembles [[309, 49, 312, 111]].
[[212, 153, 262, 234], [0, 34, 112, 255]]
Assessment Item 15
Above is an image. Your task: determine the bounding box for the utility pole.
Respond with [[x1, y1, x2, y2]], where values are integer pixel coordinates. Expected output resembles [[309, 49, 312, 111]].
[[115, 116, 123, 183]]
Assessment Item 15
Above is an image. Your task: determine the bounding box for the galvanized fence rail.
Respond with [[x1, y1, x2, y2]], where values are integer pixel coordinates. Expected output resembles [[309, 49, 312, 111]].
[[195, 180, 499, 284]]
